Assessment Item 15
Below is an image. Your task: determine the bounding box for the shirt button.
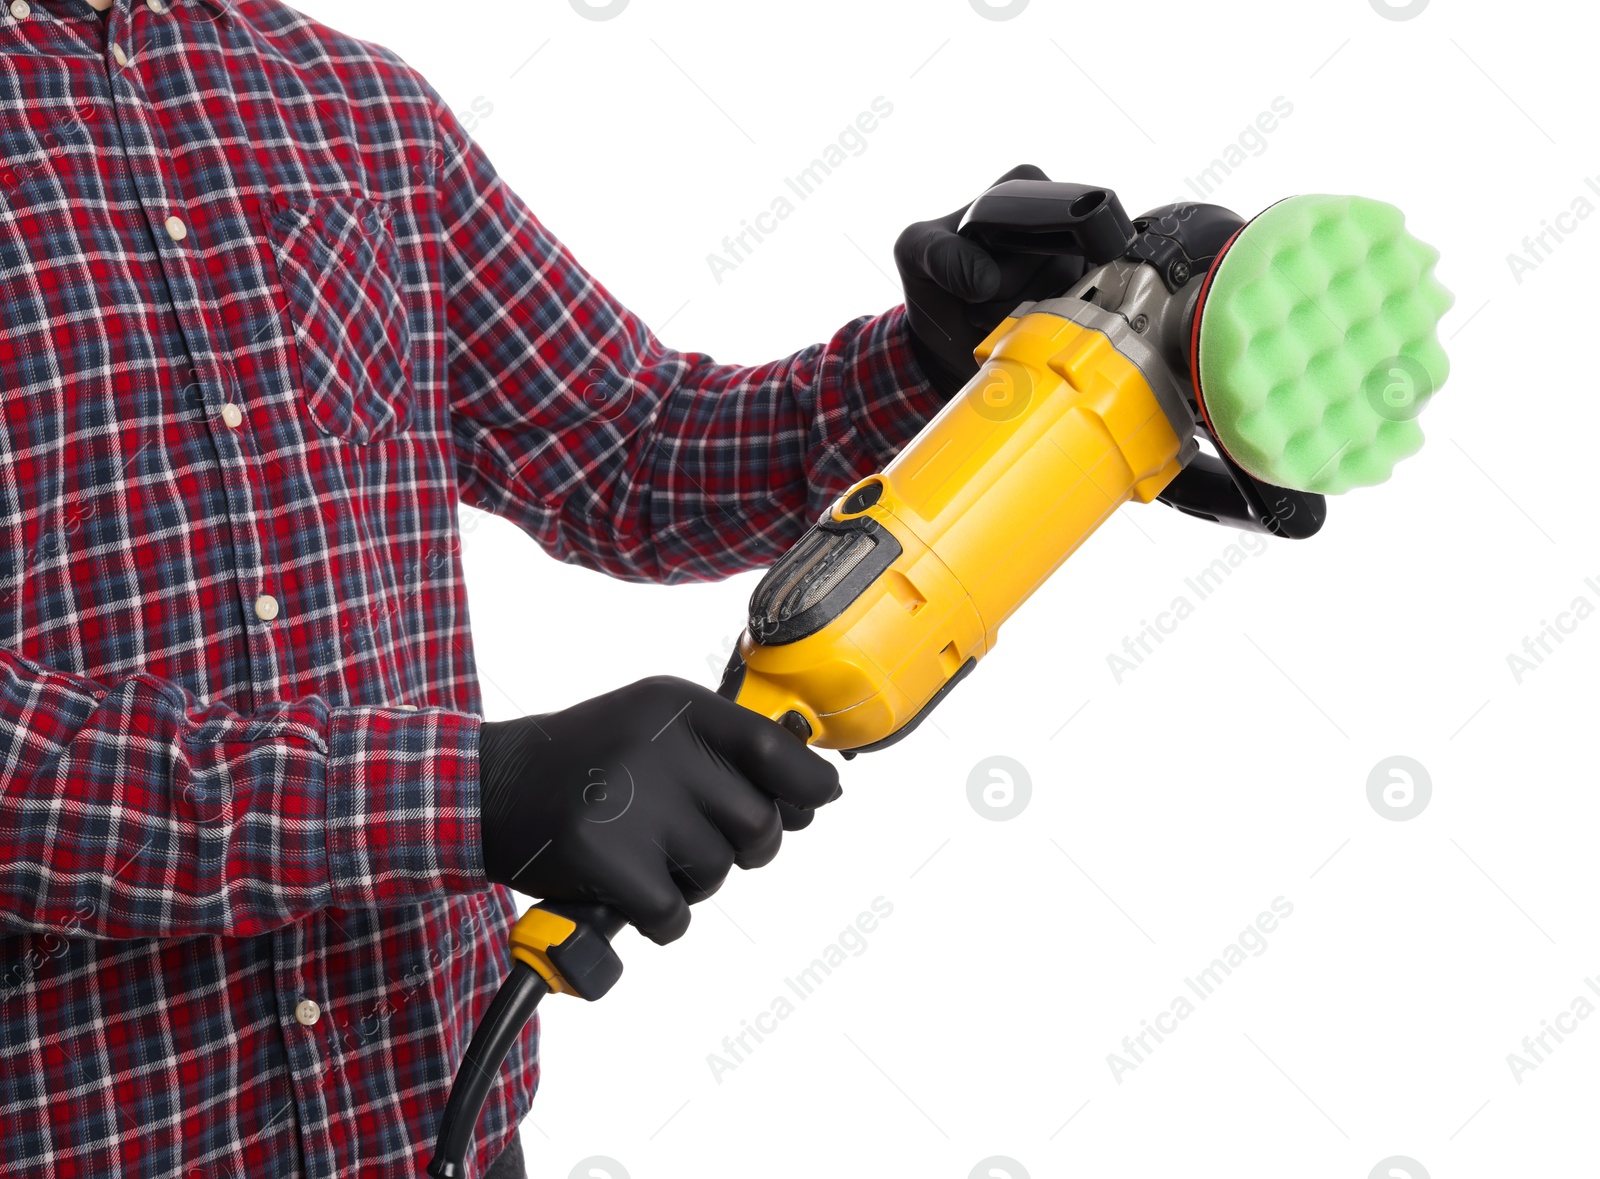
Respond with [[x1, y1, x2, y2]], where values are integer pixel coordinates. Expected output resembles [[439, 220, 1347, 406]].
[[220, 403, 243, 429], [148, 0, 165, 10], [293, 999, 321, 1027], [254, 594, 280, 622], [164, 215, 188, 242], [9, 1, 30, 20], [112, 43, 129, 67]]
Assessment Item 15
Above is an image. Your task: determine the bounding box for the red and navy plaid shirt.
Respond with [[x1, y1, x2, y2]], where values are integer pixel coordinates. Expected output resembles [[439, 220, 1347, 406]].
[[0, 0, 939, 1174]]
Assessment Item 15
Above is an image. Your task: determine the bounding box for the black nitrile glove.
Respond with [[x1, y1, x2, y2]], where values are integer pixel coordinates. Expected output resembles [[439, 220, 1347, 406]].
[[895, 163, 1088, 398], [476, 676, 841, 945]]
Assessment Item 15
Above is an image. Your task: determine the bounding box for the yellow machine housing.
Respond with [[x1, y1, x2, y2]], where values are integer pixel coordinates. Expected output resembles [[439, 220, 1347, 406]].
[[725, 301, 1194, 751]]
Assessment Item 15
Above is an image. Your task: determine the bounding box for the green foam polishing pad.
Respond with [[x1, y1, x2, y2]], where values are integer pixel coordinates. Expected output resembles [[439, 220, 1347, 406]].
[[1193, 194, 1453, 495]]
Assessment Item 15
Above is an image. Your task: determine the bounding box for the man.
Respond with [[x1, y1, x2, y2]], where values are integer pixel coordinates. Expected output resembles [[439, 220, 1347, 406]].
[[0, 1, 1077, 1175]]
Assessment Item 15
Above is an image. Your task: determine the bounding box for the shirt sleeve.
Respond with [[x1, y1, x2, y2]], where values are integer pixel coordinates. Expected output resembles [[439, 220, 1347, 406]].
[[0, 646, 486, 940], [427, 91, 944, 585]]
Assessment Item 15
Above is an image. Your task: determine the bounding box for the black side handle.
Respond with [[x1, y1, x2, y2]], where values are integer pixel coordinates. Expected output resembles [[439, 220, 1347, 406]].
[[1158, 449, 1326, 539], [958, 180, 1136, 264]]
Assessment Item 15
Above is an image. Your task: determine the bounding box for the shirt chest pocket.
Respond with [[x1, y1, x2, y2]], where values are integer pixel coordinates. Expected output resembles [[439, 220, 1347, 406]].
[[262, 195, 415, 444]]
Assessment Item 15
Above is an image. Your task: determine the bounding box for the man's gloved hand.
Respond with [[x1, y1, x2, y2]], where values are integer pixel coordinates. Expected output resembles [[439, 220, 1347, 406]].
[[895, 163, 1087, 399], [476, 676, 841, 945]]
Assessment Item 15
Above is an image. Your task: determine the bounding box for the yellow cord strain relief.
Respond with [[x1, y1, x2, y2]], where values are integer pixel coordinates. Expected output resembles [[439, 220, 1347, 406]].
[[509, 907, 579, 997]]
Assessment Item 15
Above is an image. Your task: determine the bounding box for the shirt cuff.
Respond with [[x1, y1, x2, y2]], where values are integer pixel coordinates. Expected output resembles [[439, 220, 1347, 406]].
[[839, 303, 946, 463], [325, 705, 486, 908]]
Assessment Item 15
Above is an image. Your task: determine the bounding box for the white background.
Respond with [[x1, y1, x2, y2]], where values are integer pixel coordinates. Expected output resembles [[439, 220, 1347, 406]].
[[298, 1, 1594, 1176]]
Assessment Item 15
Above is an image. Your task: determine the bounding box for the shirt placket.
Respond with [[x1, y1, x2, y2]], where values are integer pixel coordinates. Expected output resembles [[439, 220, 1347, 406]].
[[93, 3, 334, 1175]]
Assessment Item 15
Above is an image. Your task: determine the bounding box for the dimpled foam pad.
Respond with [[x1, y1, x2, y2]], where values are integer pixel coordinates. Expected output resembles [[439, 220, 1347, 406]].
[[1196, 194, 1453, 495]]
